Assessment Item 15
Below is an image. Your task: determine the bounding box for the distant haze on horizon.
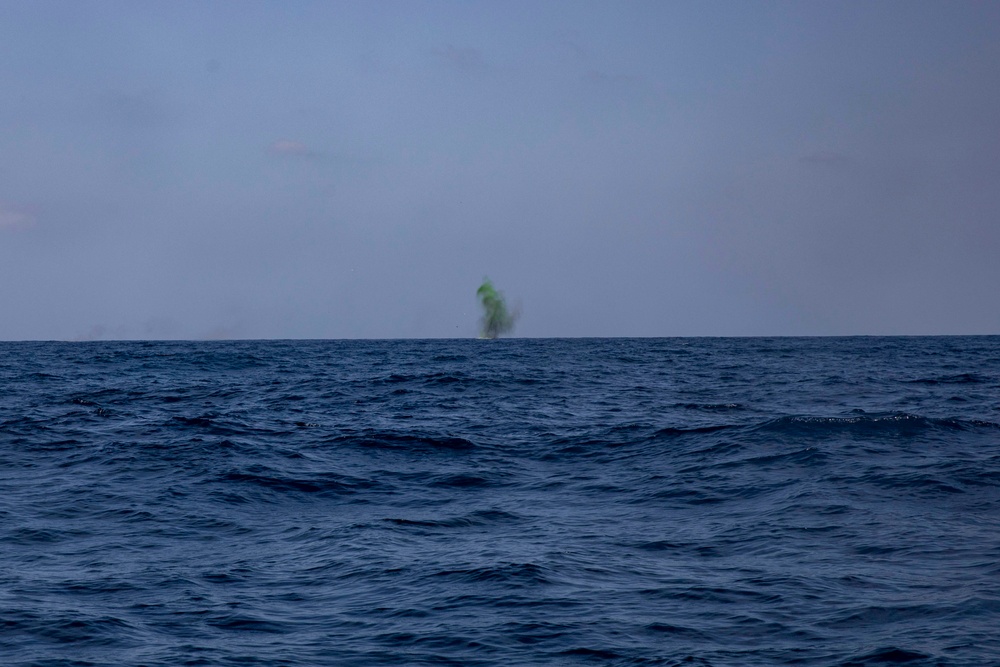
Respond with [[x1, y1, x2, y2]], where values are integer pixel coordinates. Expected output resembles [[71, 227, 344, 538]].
[[2, 0, 998, 340]]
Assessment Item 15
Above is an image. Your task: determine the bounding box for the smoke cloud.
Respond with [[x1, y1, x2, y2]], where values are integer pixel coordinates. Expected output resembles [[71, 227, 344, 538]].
[[476, 278, 517, 339]]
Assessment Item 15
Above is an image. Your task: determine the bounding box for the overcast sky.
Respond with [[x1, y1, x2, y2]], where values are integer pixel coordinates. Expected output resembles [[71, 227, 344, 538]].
[[1, 1, 998, 339]]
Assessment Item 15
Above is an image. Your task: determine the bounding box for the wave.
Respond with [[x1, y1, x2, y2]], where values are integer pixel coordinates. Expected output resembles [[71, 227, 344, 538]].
[[324, 430, 477, 452], [431, 562, 551, 586], [907, 372, 989, 385], [651, 423, 738, 438], [840, 647, 932, 666], [376, 371, 474, 386], [427, 473, 494, 488], [753, 413, 1000, 438], [215, 468, 377, 498], [384, 509, 521, 530], [206, 614, 290, 633], [675, 402, 747, 412]]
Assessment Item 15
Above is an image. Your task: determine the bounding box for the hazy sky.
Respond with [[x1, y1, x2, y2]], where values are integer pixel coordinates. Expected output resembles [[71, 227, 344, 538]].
[[2, 0, 998, 339]]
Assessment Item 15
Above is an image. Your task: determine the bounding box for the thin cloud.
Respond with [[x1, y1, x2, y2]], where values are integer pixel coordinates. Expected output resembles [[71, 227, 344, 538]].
[[555, 30, 590, 60], [0, 205, 35, 230], [201, 323, 246, 340], [98, 89, 170, 129], [582, 70, 634, 86], [72, 325, 107, 342], [267, 140, 317, 158], [798, 151, 854, 167], [430, 44, 487, 72]]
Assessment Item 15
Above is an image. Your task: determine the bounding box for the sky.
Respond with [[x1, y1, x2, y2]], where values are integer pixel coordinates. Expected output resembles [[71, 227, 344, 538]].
[[1, 0, 998, 339]]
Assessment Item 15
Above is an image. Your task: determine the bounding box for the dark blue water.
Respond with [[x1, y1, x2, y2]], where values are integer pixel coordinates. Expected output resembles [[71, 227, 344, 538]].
[[2, 337, 999, 666]]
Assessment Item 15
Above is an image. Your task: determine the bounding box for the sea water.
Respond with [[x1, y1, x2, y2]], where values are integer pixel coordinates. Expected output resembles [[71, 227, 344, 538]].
[[1, 337, 999, 666]]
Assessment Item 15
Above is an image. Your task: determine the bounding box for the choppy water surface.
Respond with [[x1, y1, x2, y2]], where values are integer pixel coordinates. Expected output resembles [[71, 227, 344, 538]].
[[1, 337, 999, 666]]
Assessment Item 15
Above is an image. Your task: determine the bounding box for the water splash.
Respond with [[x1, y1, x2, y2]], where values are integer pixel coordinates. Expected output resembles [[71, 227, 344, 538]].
[[476, 278, 517, 339]]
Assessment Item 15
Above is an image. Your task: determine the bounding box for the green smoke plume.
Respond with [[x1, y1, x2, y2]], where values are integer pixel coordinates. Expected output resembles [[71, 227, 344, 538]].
[[476, 278, 517, 339]]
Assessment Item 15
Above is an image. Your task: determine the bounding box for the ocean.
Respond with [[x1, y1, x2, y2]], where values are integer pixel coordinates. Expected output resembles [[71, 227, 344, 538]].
[[1, 337, 998, 666]]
